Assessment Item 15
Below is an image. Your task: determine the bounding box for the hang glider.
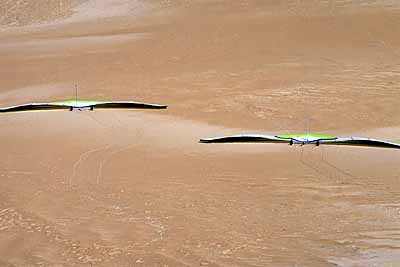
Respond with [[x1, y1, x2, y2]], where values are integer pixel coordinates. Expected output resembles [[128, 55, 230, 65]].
[[0, 99, 167, 113], [200, 133, 400, 149]]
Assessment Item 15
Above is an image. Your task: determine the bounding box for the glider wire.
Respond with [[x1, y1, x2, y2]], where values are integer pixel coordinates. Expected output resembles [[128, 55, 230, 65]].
[[320, 146, 359, 181], [82, 111, 115, 130], [299, 144, 359, 182], [275, 119, 290, 135], [299, 146, 329, 178]]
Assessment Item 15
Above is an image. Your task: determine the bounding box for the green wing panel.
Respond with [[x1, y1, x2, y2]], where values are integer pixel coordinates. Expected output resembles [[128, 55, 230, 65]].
[[93, 101, 167, 109], [0, 103, 69, 113], [200, 134, 288, 143], [322, 137, 400, 149], [277, 133, 336, 140]]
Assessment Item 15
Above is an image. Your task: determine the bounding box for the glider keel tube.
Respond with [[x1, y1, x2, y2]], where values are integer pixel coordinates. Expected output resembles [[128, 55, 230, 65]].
[[200, 134, 288, 144]]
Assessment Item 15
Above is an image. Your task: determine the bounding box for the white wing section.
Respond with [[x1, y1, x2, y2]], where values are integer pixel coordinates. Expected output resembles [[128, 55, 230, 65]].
[[92, 101, 167, 109], [321, 137, 400, 149], [0, 103, 69, 113], [200, 134, 288, 143]]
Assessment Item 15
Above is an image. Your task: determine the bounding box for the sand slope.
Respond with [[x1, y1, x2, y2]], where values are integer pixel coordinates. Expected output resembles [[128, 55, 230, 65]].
[[0, 1, 400, 266]]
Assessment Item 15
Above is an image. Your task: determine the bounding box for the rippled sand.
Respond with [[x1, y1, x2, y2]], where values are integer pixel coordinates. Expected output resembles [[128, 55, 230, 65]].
[[0, 1, 399, 266]]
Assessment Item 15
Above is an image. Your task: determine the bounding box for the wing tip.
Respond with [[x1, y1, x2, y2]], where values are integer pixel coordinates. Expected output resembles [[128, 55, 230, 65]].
[[326, 137, 400, 149], [131, 102, 167, 109]]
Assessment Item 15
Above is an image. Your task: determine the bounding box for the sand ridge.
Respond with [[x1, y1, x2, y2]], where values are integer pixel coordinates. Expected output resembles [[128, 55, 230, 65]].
[[0, 0, 400, 266]]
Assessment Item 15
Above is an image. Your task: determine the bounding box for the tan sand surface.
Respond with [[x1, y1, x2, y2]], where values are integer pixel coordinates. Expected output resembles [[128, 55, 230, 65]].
[[0, 0, 399, 266]]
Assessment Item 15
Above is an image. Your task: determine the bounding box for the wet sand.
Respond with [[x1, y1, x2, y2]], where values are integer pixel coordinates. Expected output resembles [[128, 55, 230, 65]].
[[0, 1, 400, 266]]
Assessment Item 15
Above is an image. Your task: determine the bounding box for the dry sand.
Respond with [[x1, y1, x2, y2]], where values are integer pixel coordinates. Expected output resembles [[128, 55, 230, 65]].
[[0, 0, 400, 266]]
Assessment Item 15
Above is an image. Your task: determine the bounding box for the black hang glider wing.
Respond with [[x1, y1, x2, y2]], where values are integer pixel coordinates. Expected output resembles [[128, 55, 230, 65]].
[[200, 134, 288, 144], [92, 101, 167, 110], [0, 103, 69, 113], [322, 137, 400, 149]]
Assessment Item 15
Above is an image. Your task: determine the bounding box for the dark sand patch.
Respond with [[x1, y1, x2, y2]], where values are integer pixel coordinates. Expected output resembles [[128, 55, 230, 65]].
[[0, 1, 400, 266]]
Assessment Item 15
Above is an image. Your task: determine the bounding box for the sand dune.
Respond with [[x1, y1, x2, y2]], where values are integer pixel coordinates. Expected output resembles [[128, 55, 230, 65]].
[[0, 1, 399, 266]]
